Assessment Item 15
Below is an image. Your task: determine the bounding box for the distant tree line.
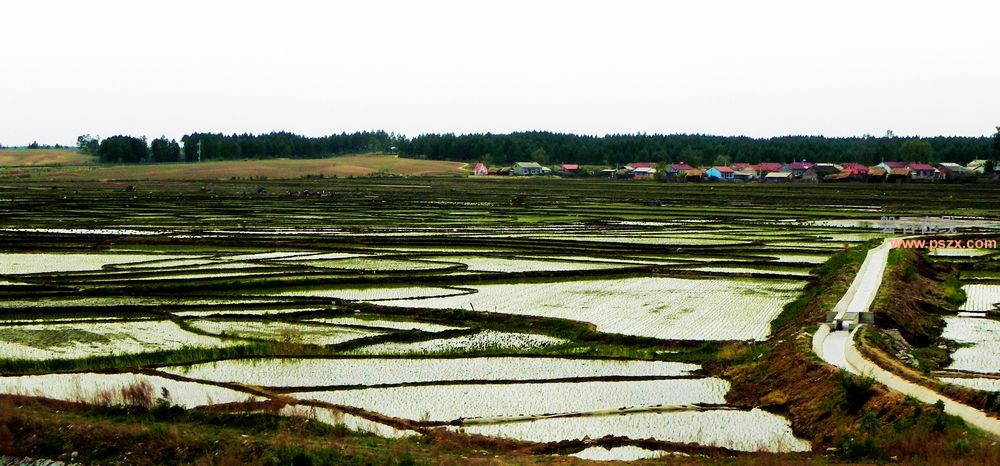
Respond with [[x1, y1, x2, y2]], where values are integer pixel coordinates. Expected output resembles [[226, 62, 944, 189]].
[[75, 131, 402, 164], [180, 131, 403, 161], [4, 141, 70, 150], [73, 128, 1000, 165], [399, 131, 998, 166]]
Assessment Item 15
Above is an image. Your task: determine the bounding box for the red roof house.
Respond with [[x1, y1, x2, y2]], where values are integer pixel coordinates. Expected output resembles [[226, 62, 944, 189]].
[[841, 163, 869, 175], [906, 163, 937, 180], [784, 162, 814, 171], [472, 162, 489, 176], [878, 161, 907, 170], [753, 162, 783, 174]]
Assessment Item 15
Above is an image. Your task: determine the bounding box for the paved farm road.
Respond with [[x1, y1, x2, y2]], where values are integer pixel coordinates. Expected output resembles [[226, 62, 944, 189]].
[[814, 238, 1000, 437]]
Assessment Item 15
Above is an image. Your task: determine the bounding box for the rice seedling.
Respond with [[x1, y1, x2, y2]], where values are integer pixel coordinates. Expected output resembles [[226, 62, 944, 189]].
[[940, 377, 1000, 392], [348, 330, 564, 355], [186, 319, 385, 345], [0, 372, 258, 407], [379, 277, 804, 341], [306, 316, 461, 333], [942, 317, 1000, 374], [293, 378, 729, 422], [278, 404, 416, 438], [0, 253, 196, 275], [421, 256, 628, 273], [161, 357, 700, 387], [0, 320, 237, 360], [959, 285, 1000, 312], [570, 446, 670, 461], [273, 285, 467, 301], [453, 408, 811, 452]]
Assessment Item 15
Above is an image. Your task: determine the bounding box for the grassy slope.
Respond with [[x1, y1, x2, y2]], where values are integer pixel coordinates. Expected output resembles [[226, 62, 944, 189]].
[[0, 154, 467, 181], [0, 149, 94, 166]]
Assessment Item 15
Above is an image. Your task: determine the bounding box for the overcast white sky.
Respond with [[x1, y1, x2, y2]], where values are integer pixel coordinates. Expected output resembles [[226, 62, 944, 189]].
[[1, 0, 997, 146]]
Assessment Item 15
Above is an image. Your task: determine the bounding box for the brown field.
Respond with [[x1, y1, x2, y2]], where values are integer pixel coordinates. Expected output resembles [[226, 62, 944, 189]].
[[0, 149, 95, 166], [0, 154, 468, 181]]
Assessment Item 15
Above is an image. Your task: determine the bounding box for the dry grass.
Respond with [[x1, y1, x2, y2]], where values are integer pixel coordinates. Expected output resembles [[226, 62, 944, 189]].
[[0, 149, 95, 166], [0, 154, 467, 181]]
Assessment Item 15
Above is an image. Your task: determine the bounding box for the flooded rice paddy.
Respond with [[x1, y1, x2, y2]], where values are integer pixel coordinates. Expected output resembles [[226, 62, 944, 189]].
[[14, 180, 979, 456]]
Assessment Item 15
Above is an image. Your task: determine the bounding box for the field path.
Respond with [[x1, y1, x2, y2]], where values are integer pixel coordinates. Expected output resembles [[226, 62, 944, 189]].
[[814, 238, 1000, 437]]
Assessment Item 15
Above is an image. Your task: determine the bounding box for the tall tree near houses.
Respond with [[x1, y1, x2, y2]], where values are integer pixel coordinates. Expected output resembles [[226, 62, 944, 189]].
[[899, 140, 935, 163], [992, 126, 1000, 157]]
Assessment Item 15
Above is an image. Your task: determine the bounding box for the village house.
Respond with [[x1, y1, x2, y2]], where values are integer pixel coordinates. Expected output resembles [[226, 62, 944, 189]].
[[731, 162, 752, 171], [781, 161, 814, 178], [887, 167, 912, 182], [629, 167, 657, 180], [753, 162, 784, 177], [472, 162, 489, 176], [812, 163, 843, 179], [667, 163, 693, 174], [733, 167, 756, 181], [823, 163, 867, 182], [626, 162, 657, 171], [683, 168, 705, 182], [800, 169, 820, 182], [705, 166, 736, 181], [660, 163, 693, 181], [764, 171, 793, 183], [905, 162, 936, 181], [938, 162, 971, 181], [821, 170, 852, 182], [557, 164, 580, 176], [967, 160, 990, 174], [511, 161, 550, 176], [876, 161, 907, 172], [841, 163, 869, 177], [866, 167, 887, 182]]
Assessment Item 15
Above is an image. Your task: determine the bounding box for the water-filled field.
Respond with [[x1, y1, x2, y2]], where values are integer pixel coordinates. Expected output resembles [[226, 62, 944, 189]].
[[6, 178, 997, 458]]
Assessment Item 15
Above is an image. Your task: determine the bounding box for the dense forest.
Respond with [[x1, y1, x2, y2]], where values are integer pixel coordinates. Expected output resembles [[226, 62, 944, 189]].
[[400, 132, 998, 166], [79, 131, 403, 164], [74, 129, 1000, 166]]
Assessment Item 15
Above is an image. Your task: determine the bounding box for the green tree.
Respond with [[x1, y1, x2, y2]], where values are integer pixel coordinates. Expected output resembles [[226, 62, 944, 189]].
[[875, 130, 899, 162], [531, 148, 549, 164], [712, 154, 732, 166], [678, 146, 703, 166], [98, 135, 148, 163], [899, 140, 935, 162], [150, 136, 181, 163], [992, 126, 1000, 157], [76, 134, 99, 155]]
